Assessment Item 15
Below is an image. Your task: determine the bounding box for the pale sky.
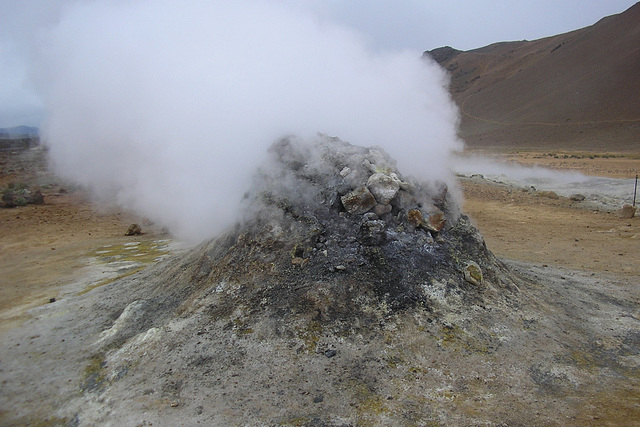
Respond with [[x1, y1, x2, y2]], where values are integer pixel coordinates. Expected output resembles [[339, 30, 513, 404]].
[[0, 0, 636, 127]]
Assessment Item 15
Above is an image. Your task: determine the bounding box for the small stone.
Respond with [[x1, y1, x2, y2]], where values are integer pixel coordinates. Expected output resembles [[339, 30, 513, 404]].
[[407, 208, 445, 232], [570, 193, 585, 201], [339, 167, 351, 177], [367, 172, 400, 204], [341, 186, 376, 215], [125, 223, 142, 236], [362, 212, 379, 221], [538, 191, 559, 200], [325, 349, 337, 358], [313, 395, 324, 403], [425, 209, 446, 232], [335, 265, 346, 271], [464, 262, 483, 286], [407, 209, 424, 227], [389, 173, 411, 190], [28, 190, 45, 205], [373, 203, 392, 216], [618, 204, 636, 219], [49, 298, 56, 303], [394, 190, 417, 211]]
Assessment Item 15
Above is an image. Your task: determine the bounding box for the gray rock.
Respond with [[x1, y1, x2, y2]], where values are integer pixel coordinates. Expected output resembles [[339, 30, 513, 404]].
[[570, 194, 585, 201], [538, 191, 559, 200], [406, 207, 446, 233], [29, 190, 45, 205], [373, 203, 392, 216], [392, 190, 417, 212], [367, 172, 400, 205]]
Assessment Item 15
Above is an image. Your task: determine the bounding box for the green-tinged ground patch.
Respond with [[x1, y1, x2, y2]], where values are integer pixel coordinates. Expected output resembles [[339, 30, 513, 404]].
[[77, 240, 172, 296], [81, 354, 107, 393], [89, 239, 171, 264]]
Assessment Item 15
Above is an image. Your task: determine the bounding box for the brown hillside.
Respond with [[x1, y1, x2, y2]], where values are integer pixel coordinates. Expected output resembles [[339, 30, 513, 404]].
[[426, 3, 640, 152]]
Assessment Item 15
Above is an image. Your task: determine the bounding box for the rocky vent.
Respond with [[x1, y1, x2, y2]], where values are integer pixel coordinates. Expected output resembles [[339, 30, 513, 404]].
[[93, 135, 518, 343], [92, 136, 517, 351], [228, 135, 515, 317], [65, 136, 630, 427]]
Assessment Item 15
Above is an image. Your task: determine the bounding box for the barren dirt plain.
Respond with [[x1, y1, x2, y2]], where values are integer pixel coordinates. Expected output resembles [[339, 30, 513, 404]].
[[461, 150, 640, 277], [1, 147, 639, 425]]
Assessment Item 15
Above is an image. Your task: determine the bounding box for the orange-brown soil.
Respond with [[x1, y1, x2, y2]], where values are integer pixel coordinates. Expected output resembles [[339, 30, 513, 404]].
[[461, 150, 639, 277]]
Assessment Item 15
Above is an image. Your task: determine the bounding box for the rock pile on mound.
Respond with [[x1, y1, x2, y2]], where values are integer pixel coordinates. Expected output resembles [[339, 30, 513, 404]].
[[11, 136, 638, 426], [230, 135, 516, 318]]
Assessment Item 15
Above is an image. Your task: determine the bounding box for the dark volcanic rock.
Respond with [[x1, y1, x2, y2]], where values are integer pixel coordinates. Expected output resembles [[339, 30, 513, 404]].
[[423, 46, 462, 64]]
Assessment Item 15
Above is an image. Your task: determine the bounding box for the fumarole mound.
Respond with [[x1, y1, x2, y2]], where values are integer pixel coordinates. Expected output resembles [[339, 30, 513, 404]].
[[11, 136, 639, 426]]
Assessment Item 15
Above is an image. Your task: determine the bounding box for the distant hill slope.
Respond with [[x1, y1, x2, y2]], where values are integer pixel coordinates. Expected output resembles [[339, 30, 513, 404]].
[[425, 2, 640, 152], [0, 126, 40, 151], [0, 126, 39, 138]]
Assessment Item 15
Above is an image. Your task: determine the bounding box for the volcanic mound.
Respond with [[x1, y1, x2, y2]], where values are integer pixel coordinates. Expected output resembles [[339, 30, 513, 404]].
[[91, 136, 516, 344], [75, 136, 523, 421]]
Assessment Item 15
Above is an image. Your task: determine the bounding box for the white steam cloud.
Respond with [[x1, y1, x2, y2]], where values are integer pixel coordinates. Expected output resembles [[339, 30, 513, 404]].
[[38, 0, 461, 241]]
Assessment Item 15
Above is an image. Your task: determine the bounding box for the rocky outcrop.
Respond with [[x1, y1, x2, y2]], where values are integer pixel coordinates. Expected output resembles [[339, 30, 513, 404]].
[[423, 46, 462, 64], [95, 136, 514, 345]]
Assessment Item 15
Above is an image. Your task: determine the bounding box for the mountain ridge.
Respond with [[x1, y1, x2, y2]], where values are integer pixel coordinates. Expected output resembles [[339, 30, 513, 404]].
[[426, 2, 640, 151]]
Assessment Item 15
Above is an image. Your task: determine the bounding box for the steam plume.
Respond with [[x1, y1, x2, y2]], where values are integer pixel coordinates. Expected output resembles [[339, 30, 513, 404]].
[[38, 0, 461, 241]]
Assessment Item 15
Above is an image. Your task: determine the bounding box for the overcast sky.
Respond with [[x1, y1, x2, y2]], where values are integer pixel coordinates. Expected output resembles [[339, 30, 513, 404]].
[[0, 0, 636, 128]]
